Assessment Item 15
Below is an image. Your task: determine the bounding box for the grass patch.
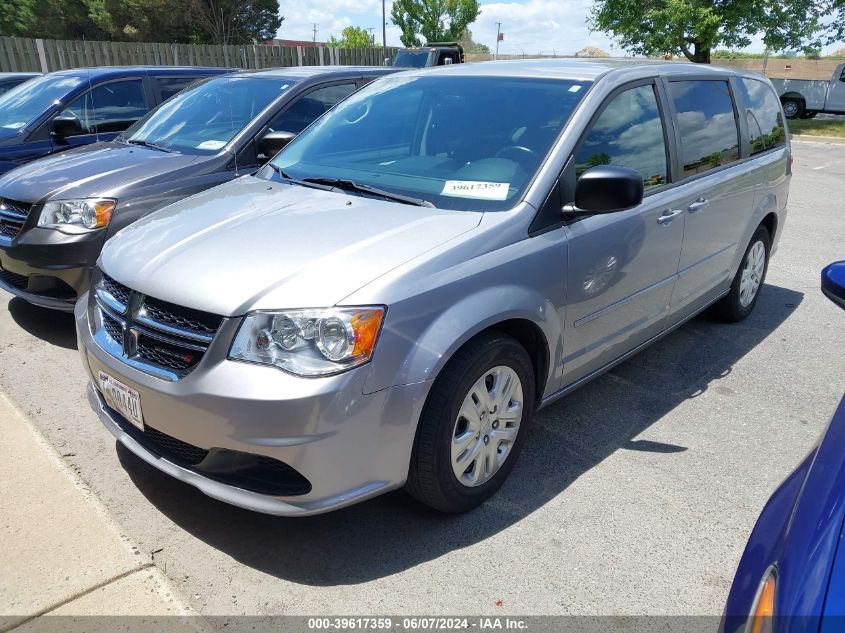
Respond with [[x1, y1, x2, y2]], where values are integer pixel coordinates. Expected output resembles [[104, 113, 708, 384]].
[[788, 118, 845, 137]]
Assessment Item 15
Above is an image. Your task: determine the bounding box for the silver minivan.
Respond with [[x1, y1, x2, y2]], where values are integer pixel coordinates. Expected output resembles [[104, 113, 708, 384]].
[[76, 59, 790, 516]]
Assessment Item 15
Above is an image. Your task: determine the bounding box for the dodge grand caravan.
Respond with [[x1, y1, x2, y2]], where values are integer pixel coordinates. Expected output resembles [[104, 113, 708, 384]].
[[76, 60, 790, 516], [0, 66, 395, 310]]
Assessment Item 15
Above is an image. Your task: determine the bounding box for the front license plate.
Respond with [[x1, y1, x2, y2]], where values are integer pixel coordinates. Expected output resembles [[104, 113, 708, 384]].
[[98, 371, 144, 431]]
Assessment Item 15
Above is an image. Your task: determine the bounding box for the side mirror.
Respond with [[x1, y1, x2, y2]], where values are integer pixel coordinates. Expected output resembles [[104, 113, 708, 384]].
[[50, 115, 82, 140], [573, 165, 644, 214], [822, 261, 845, 310], [257, 130, 296, 160]]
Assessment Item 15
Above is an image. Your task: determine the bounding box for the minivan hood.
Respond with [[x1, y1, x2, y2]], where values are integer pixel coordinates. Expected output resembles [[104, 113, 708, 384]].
[[101, 176, 482, 315], [0, 142, 201, 203]]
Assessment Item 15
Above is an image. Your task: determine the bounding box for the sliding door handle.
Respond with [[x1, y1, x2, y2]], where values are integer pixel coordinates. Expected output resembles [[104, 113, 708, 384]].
[[657, 208, 684, 225], [688, 197, 709, 214]]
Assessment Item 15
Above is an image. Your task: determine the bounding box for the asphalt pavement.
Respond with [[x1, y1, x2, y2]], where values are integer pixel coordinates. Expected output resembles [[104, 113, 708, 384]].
[[0, 140, 843, 617]]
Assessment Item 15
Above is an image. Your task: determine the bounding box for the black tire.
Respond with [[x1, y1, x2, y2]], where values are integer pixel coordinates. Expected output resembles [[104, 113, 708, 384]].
[[405, 332, 536, 513], [781, 98, 804, 120], [712, 225, 771, 323]]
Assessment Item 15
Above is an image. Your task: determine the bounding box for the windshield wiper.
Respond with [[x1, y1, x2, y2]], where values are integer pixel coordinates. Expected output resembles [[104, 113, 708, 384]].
[[125, 139, 174, 153], [302, 177, 436, 208], [266, 164, 334, 190]]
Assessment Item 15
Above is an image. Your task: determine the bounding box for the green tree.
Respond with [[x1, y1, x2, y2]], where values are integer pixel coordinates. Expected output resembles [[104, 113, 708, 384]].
[[459, 28, 490, 54], [189, 0, 283, 44], [327, 26, 373, 48], [391, 0, 480, 47], [589, 0, 822, 63]]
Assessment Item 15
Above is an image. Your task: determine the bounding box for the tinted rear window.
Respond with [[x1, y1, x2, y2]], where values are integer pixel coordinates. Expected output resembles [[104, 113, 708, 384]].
[[155, 76, 201, 101], [736, 78, 786, 155], [669, 80, 739, 178]]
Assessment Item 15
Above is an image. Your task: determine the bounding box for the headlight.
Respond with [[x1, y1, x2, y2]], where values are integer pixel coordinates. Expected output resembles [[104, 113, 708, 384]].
[[38, 199, 115, 233], [229, 307, 385, 377]]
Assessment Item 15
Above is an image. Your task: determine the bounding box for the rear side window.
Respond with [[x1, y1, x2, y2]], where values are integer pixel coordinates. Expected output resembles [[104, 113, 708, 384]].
[[269, 83, 356, 135], [669, 80, 739, 178], [736, 78, 786, 155], [155, 76, 200, 101], [574, 84, 668, 189]]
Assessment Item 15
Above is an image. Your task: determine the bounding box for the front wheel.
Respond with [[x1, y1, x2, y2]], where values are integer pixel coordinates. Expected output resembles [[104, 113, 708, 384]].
[[712, 226, 771, 322], [405, 332, 535, 513]]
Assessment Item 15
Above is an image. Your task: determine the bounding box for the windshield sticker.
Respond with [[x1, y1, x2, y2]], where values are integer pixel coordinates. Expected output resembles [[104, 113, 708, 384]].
[[441, 180, 509, 200], [196, 140, 226, 150]]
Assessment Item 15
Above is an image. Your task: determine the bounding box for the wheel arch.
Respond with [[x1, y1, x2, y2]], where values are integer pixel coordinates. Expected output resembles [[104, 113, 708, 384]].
[[367, 285, 561, 401]]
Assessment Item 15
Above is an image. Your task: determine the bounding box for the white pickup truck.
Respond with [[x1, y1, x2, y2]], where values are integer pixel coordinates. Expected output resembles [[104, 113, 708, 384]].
[[771, 63, 845, 119]]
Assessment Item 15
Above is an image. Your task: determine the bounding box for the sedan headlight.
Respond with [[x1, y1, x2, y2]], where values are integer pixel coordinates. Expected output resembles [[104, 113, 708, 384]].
[[38, 199, 115, 233], [229, 307, 385, 377]]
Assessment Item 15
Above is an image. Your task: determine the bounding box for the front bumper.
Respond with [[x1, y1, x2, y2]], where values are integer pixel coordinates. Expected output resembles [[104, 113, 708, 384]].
[[0, 228, 106, 311], [76, 296, 431, 516]]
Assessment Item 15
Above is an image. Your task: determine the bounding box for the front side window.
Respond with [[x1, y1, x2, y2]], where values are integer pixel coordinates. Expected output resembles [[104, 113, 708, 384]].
[[0, 74, 84, 131], [736, 78, 786, 155], [574, 84, 668, 189], [61, 79, 147, 135], [669, 80, 739, 178], [269, 83, 357, 135], [123, 76, 291, 154], [270, 75, 590, 211]]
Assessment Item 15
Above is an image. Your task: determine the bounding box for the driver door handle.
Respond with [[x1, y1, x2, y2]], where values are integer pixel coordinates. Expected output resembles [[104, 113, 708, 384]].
[[688, 197, 709, 214], [657, 208, 683, 225]]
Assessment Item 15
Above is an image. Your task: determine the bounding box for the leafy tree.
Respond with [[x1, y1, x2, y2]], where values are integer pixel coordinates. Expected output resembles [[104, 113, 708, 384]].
[[391, 0, 480, 47], [459, 28, 490, 54], [190, 0, 283, 44], [589, 0, 823, 63], [327, 26, 373, 49]]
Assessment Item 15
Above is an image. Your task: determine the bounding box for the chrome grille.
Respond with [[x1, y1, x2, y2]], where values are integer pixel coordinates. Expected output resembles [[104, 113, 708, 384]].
[[92, 272, 224, 380], [0, 199, 31, 239]]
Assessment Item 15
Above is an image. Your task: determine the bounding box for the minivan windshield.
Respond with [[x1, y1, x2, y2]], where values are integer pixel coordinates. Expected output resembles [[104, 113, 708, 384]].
[[0, 74, 84, 131], [268, 74, 590, 211], [123, 76, 292, 155]]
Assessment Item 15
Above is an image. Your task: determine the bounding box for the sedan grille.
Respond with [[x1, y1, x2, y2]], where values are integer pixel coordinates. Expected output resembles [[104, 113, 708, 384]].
[[0, 199, 31, 239], [92, 271, 225, 380]]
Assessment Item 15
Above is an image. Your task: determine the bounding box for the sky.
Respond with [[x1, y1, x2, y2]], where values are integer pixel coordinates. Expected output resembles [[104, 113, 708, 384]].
[[274, 0, 843, 56]]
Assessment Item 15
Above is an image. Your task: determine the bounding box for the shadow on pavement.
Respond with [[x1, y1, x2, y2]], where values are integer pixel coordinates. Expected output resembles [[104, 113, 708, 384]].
[[7, 297, 77, 350], [116, 284, 803, 586]]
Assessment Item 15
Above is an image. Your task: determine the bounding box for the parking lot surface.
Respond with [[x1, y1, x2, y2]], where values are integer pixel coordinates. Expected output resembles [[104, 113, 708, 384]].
[[1, 140, 843, 617]]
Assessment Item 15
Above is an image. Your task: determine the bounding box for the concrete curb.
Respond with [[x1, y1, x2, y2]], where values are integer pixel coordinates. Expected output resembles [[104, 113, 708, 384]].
[[0, 393, 200, 629], [790, 134, 845, 145]]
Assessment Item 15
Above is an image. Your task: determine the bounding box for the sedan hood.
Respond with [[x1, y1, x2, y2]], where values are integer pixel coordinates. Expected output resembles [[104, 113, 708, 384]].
[[0, 127, 22, 143], [0, 142, 201, 203], [101, 176, 482, 315]]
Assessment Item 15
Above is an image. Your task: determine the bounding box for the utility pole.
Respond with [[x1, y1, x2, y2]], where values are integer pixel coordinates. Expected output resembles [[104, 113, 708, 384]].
[[494, 22, 502, 60], [382, 0, 387, 60], [312, 23, 318, 43], [366, 27, 375, 45]]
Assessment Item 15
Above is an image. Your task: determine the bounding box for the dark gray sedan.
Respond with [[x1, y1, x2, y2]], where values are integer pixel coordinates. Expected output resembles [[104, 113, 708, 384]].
[[0, 66, 396, 310]]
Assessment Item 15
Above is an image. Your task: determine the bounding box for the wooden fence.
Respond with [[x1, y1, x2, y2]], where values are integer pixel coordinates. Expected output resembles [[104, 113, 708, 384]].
[[0, 36, 400, 72]]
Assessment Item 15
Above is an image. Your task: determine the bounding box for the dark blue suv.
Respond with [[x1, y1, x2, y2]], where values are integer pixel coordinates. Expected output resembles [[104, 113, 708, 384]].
[[0, 66, 230, 175]]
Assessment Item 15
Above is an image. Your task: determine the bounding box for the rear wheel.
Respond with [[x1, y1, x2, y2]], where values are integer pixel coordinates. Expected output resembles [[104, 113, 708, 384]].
[[712, 226, 771, 322], [405, 332, 535, 513], [781, 98, 804, 119]]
